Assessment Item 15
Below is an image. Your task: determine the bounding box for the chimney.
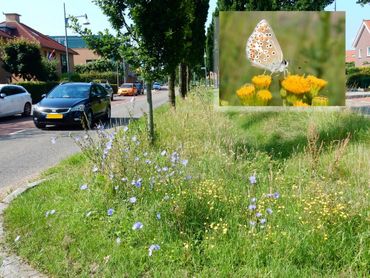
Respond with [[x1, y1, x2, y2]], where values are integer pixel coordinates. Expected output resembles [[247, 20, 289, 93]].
[[4, 13, 21, 23]]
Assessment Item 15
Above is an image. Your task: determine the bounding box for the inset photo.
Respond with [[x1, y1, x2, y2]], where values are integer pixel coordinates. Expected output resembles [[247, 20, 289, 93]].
[[219, 11, 345, 107]]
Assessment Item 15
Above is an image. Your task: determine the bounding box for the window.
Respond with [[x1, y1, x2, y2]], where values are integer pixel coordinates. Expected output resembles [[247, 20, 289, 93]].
[[359, 49, 362, 58], [367, 47, 370, 57]]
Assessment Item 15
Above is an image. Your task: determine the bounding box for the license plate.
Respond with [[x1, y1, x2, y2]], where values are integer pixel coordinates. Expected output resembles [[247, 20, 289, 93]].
[[46, 113, 63, 119]]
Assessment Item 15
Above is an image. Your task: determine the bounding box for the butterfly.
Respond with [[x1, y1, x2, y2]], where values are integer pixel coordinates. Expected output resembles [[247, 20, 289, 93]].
[[246, 19, 288, 74]]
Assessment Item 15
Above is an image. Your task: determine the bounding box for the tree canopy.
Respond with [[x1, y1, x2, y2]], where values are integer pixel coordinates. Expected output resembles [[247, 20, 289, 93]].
[[0, 38, 55, 81]]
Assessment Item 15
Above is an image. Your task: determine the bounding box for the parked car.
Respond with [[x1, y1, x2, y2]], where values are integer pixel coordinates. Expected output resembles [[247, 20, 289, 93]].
[[118, 83, 138, 96], [33, 82, 111, 129], [152, 82, 161, 90], [0, 84, 32, 118], [100, 83, 114, 101], [135, 82, 144, 94]]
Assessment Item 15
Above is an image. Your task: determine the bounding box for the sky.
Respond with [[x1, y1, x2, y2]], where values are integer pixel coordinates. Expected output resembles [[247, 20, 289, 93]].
[[0, 0, 368, 50]]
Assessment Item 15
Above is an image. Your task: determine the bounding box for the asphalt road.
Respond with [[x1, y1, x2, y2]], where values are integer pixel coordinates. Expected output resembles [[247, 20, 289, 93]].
[[0, 90, 168, 190]]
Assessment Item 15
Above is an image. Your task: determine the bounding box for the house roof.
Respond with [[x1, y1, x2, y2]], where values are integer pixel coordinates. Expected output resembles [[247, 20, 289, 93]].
[[0, 29, 11, 39], [352, 20, 370, 48], [0, 21, 77, 55]]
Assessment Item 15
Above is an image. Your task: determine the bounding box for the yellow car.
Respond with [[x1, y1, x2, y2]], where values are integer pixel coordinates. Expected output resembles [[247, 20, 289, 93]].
[[118, 83, 138, 96]]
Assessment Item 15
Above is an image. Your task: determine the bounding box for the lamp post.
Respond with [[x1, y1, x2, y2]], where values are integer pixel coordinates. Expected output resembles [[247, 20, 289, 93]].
[[63, 2, 89, 79], [203, 52, 207, 87]]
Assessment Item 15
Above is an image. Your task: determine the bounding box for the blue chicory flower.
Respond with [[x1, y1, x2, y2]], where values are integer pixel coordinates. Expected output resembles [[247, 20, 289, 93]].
[[273, 192, 280, 199], [256, 212, 262, 218], [266, 208, 273, 214], [181, 159, 188, 166], [148, 244, 160, 256], [248, 204, 256, 211], [107, 208, 114, 216], [260, 218, 267, 224], [249, 175, 257, 185], [80, 184, 88, 190], [249, 221, 256, 226], [156, 213, 161, 220], [129, 197, 137, 204], [132, 221, 143, 230]]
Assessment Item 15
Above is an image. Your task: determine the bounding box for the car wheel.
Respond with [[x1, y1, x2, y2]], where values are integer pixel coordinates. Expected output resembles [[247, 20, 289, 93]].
[[35, 122, 46, 129], [22, 102, 32, 117], [82, 110, 93, 130]]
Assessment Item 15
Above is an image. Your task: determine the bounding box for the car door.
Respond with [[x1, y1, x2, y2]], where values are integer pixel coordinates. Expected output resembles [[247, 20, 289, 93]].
[[89, 85, 101, 117], [13, 86, 27, 113], [95, 85, 109, 115], [0, 86, 16, 116]]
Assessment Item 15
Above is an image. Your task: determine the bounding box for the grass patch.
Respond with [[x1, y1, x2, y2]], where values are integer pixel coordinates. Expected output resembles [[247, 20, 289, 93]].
[[4, 87, 370, 277]]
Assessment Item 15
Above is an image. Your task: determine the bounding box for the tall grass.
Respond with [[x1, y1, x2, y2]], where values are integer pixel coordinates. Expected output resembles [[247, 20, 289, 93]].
[[4, 87, 370, 277]]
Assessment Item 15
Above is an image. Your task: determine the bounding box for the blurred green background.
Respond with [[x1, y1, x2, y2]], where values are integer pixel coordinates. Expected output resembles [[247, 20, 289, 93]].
[[219, 11, 345, 106]]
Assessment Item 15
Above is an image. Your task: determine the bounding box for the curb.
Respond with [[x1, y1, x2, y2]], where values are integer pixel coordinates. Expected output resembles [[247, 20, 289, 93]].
[[0, 179, 48, 278]]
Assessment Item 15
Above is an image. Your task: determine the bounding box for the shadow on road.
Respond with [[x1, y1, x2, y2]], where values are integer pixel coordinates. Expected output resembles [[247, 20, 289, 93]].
[[0, 115, 32, 124]]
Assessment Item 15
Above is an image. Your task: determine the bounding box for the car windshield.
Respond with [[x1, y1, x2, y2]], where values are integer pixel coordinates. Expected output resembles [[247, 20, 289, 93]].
[[120, 84, 133, 88], [47, 84, 90, 99]]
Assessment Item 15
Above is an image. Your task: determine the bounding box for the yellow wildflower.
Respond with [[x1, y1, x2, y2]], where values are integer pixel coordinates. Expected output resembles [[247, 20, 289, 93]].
[[256, 90, 272, 101], [293, 100, 309, 107], [252, 74, 272, 89], [236, 84, 255, 105], [306, 75, 327, 90], [281, 75, 310, 95], [312, 96, 329, 106]]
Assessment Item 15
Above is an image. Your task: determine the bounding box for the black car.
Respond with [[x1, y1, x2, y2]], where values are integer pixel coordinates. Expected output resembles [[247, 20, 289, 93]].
[[33, 82, 111, 129]]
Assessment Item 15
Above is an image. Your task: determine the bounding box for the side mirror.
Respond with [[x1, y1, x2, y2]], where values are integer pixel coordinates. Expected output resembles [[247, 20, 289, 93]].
[[0, 93, 6, 98]]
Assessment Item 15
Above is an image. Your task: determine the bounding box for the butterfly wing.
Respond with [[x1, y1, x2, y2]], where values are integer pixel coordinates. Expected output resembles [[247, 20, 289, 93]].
[[246, 19, 284, 72]]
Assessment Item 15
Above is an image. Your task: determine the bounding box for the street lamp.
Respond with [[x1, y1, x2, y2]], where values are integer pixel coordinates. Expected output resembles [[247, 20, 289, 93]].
[[203, 52, 207, 87], [63, 2, 89, 79]]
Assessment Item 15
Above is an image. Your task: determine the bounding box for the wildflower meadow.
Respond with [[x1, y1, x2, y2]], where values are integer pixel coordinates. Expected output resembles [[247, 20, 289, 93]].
[[4, 88, 370, 276]]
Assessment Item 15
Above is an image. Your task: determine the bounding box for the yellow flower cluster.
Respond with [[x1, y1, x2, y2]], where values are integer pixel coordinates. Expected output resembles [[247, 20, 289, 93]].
[[281, 74, 329, 106], [298, 188, 350, 240], [236, 75, 273, 106], [306, 75, 327, 90], [236, 84, 255, 105], [257, 90, 273, 101], [252, 74, 272, 89], [281, 75, 311, 95], [293, 100, 309, 107]]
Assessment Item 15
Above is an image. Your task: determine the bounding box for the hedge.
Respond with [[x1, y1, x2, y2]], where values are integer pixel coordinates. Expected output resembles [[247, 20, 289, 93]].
[[15, 81, 59, 104], [346, 73, 370, 90], [60, 71, 120, 84]]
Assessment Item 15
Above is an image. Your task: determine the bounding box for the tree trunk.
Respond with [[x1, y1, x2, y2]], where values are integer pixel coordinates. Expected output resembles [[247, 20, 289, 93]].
[[168, 70, 176, 107], [179, 63, 187, 98], [187, 66, 191, 93], [146, 80, 155, 144]]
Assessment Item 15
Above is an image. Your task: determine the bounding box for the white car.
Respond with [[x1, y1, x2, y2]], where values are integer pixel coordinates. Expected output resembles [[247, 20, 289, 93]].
[[0, 84, 32, 118]]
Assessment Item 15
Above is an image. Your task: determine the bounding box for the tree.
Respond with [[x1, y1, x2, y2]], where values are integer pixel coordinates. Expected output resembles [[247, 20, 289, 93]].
[[0, 38, 45, 81], [356, 0, 370, 5], [180, 0, 209, 98], [86, 0, 190, 141]]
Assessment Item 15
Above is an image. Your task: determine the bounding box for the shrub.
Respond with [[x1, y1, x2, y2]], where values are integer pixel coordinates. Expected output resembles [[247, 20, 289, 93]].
[[15, 81, 59, 103], [346, 73, 370, 89], [74, 59, 116, 73]]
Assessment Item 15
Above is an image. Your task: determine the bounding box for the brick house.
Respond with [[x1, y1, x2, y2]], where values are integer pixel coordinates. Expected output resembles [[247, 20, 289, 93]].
[[0, 13, 77, 80], [49, 36, 100, 65], [345, 50, 356, 63], [352, 20, 370, 67]]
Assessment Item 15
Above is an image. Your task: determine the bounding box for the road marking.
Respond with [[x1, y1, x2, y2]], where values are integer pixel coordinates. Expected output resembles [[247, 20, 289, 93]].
[[8, 129, 26, 136]]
